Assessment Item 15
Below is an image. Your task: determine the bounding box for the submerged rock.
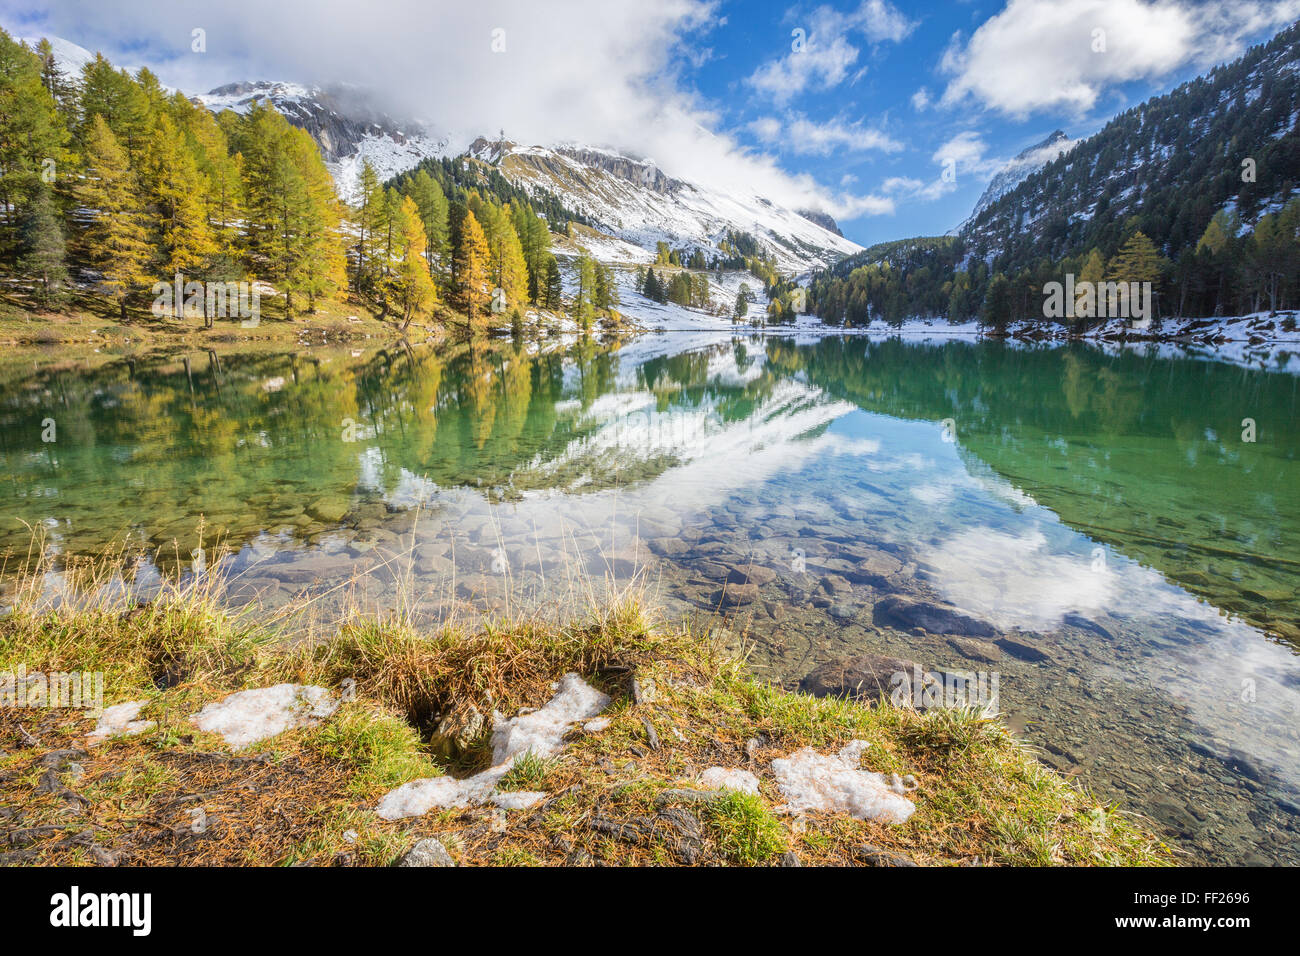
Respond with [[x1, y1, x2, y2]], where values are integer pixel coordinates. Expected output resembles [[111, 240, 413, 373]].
[[799, 654, 920, 704], [873, 596, 995, 637], [717, 582, 760, 606], [995, 637, 1053, 662], [947, 637, 1002, 663]]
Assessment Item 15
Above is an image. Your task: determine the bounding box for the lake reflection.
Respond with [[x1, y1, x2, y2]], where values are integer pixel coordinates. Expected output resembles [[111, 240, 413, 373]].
[[2, 333, 1299, 864]]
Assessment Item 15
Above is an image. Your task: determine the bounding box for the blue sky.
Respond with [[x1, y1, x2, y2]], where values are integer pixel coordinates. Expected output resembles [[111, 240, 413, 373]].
[[4, 0, 1298, 247], [676, 0, 1300, 244]]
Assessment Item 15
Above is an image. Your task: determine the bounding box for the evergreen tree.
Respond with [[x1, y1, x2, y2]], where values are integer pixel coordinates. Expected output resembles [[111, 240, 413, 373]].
[[981, 272, 1013, 333], [351, 158, 389, 294], [239, 104, 344, 317], [733, 289, 748, 320], [404, 168, 449, 279], [0, 30, 70, 261], [145, 112, 219, 313], [574, 253, 597, 330], [1107, 231, 1167, 285], [18, 183, 67, 306], [494, 217, 529, 313], [543, 255, 562, 309]]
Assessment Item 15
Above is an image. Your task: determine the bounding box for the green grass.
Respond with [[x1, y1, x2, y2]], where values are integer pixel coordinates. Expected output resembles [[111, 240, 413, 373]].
[[703, 790, 787, 865], [496, 751, 559, 792], [0, 553, 1174, 867]]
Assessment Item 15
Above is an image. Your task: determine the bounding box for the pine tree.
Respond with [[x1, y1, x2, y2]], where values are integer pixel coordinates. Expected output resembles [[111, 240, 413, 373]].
[[0, 31, 71, 261], [239, 104, 344, 317], [351, 158, 389, 295], [981, 272, 1013, 333], [495, 217, 529, 314], [405, 169, 449, 279], [77, 115, 151, 320], [18, 183, 67, 306], [543, 255, 562, 309], [733, 289, 748, 320], [290, 127, 347, 315], [145, 112, 218, 313], [1106, 231, 1167, 285]]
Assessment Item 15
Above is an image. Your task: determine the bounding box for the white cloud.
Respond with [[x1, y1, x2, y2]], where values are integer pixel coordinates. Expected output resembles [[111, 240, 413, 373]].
[[1, 0, 896, 221], [934, 130, 989, 169], [910, 86, 930, 110], [941, 0, 1300, 116], [747, 0, 914, 104], [750, 112, 903, 156]]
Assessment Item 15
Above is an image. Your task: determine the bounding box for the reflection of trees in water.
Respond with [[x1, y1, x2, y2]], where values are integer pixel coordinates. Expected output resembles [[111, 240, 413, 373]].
[[0, 339, 707, 563], [765, 335, 1300, 642]]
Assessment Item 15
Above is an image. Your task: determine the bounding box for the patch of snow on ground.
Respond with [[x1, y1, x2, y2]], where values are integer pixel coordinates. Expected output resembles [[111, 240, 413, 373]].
[[771, 740, 915, 823], [699, 767, 760, 795], [375, 673, 609, 821], [86, 700, 154, 745], [191, 683, 339, 750], [490, 791, 547, 810], [490, 672, 610, 764]]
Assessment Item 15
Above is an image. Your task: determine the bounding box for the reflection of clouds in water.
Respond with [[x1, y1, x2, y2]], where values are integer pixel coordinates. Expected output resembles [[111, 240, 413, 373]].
[[817, 434, 882, 457], [865, 451, 929, 473], [925, 523, 1300, 788], [910, 482, 954, 505], [926, 525, 1115, 631]]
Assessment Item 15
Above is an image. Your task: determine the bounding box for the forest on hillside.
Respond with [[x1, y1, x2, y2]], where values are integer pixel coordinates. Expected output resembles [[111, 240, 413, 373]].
[[807, 22, 1300, 329], [0, 30, 632, 335]]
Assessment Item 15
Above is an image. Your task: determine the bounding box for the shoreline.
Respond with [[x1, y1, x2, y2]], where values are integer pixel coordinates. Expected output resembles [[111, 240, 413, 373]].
[[0, 576, 1171, 867]]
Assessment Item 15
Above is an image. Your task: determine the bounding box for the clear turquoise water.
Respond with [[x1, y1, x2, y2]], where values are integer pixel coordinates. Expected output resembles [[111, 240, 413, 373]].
[[2, 333, 1298, 864]]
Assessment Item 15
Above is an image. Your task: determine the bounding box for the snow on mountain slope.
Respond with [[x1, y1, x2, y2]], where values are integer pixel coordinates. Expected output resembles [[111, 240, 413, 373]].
[[474, 139, 861, 273], [964, 130, 1078, 226], [194, 81, 463, 201], [18, 33, 95, 77], [16, 28, 858, 272]]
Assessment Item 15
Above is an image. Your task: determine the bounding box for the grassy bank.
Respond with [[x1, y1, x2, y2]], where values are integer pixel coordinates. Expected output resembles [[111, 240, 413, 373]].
[[0, 289, 421, 347], [0, 577, 1172, 867]]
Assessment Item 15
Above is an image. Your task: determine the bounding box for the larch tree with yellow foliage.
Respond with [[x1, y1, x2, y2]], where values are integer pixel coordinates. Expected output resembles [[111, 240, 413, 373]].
[[454, 209, 491, 336], [388, 195, 438, 333], [77, 115, 152, 321]]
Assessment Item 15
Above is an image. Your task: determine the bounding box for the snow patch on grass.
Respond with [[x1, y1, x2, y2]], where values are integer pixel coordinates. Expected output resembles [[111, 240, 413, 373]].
[[375, 673, 609, 821], [86, 700, 155, 745], [191, 683, 339, 750], [699, 767, 760, 795], [771, 741, 915, 824]]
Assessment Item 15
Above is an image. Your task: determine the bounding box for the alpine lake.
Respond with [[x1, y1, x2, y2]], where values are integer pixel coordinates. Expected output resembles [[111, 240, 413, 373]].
[[3, 330, 1298, 865]]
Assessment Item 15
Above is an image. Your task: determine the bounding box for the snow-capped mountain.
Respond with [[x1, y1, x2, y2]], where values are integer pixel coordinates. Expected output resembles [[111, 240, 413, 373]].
[[18, 33, 94, 76], [960, 20, 1300, 266], [467, 138, 860, 273], [19, 28, 858, 273], [965, 130, 1077, 225], [194, 81, 465, 202]]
